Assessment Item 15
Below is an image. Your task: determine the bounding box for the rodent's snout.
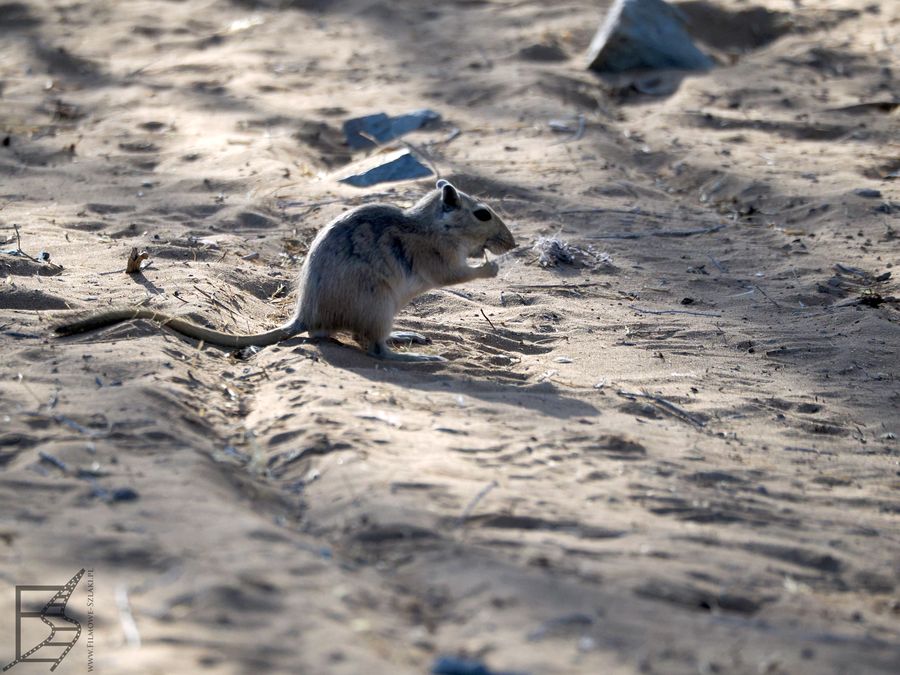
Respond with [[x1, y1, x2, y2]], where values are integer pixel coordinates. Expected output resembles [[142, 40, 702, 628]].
[[486, 227, 516, 254]]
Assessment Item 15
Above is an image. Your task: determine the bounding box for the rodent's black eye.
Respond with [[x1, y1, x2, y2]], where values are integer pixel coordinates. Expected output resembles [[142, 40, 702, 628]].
[[473, 208, 492, 222]]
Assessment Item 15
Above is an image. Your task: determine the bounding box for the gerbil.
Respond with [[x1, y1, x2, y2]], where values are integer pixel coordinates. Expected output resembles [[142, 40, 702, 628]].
[[55, 180, 516, 362]]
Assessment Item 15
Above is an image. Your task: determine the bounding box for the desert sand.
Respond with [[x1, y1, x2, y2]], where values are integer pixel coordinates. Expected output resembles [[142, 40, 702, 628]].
[[1, 1, 898, 673]]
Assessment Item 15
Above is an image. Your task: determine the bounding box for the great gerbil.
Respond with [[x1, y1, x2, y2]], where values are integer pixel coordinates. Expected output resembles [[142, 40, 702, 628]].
[[54, 180, 516, 362]]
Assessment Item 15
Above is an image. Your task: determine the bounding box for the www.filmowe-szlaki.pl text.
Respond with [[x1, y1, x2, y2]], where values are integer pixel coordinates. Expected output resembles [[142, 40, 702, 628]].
[[85, 569, 94, 672]]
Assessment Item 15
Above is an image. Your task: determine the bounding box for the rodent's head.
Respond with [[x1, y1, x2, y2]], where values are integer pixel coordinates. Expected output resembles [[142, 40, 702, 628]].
[[432, 179, 516, 257]]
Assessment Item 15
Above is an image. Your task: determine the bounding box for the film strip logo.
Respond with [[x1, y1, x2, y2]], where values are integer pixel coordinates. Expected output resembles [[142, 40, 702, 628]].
[[3, 569, 85, 672]]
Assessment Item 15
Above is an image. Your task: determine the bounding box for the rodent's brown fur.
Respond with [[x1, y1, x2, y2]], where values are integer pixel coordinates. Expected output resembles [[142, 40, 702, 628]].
[[54, 180, 516, 362]]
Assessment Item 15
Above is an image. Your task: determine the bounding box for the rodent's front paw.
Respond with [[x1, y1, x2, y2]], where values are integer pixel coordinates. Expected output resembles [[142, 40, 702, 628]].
[[481, 261, 499, 278]]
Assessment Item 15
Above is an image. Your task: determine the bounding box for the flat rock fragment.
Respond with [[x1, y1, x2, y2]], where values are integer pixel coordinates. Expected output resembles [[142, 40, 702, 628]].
[[337, 149, 433, 188], [342, 109, 440, 149]]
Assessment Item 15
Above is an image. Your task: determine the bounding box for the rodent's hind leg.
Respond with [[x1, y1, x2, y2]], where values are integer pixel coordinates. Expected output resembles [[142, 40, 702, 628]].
[[388, 331, 431, 346], [368, 340, 446, 363], [308, 329, 333, 340]]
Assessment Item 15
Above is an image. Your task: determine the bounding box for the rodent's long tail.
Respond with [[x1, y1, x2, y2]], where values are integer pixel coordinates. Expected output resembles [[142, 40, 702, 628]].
[[54, 308, 301, 348]]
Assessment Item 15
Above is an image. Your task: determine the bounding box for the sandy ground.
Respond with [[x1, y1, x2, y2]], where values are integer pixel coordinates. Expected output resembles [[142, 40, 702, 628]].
[[1, 1, 899, 673]]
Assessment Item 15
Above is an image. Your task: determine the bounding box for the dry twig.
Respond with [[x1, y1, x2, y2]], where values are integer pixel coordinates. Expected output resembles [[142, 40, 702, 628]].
[[479, 308, 496, 331], [192, 284, 237, 323], [458, 480, 498, 526], [588, 223, 726, 240], [4, 224, 63, 270], [753, 283, 781, 308], [116, 585, 142, 648], [617, 390, 706, 428], [125, 247, 149, 274], [630, 306, 722, 318]]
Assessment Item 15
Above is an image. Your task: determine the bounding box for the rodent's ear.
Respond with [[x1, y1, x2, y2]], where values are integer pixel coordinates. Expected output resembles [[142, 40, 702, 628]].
[[436, 179, 449, 189], [441, 183, 461, 211]]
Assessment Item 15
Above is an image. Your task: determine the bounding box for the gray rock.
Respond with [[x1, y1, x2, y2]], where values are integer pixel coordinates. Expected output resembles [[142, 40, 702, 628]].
[[853, 188, 882, 198], [518, 42, 569, 62], [342, 109, 440, 150], [586, 0, 713, 73], [337, 149, 433, 188]]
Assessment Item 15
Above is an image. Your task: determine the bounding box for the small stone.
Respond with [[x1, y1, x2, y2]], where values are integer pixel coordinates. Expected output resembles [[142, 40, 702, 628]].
[[518, 42, 568, 62], [577, 636, 597, 652], [111, 487, 139, 502]]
